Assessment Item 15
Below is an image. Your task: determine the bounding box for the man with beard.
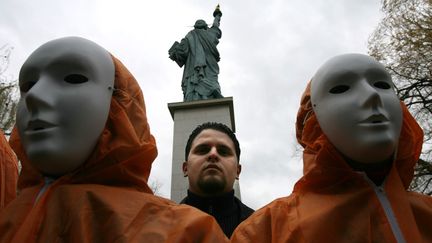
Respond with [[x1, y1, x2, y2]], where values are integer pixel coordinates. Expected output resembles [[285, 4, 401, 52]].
[[181, 122, 254, 238]]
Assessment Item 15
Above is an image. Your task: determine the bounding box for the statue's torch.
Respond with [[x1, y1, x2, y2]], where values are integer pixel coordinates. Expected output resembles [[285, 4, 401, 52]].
[[213, 4, 222, 17]]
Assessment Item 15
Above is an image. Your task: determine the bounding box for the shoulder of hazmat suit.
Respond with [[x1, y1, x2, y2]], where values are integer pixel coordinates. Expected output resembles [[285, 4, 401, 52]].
[[231, 82, 432, 243], [0, 55, 228, 243], [0, 129, 18, 209]]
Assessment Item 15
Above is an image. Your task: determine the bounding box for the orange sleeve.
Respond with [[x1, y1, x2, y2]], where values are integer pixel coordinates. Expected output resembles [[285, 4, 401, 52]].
[[231, 197, 303, 243], [168, 205, 229, 243]]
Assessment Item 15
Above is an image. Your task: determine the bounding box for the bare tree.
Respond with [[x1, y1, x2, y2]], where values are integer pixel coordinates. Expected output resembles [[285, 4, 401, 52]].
[[148, 179, 164, 197], [0, 44, 18, 135], [368, 0, 432, 194]]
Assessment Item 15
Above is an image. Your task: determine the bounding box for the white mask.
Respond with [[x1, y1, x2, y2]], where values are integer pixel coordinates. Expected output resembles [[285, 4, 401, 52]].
[[311, 53, 403, 164], [17, 37, 115, 177]]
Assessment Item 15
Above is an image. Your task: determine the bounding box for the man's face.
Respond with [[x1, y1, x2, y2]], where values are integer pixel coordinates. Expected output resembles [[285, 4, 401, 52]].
[[311, 54, 403, 164], [17, 37, 114, 177], [183, 129, 241, 196]]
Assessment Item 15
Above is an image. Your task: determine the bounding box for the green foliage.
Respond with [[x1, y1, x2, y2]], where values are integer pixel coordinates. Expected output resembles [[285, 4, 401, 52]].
[[368, 0, 432, 194], [0, 44, 18, 135]]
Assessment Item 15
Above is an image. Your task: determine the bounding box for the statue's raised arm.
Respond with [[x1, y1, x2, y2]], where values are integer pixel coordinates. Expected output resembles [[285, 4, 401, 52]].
[[212, 4, 222, 28], [169, 5, 224, 101]]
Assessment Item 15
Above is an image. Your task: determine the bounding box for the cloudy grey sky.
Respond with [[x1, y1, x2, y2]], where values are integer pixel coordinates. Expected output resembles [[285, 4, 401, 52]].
[[0, 0, 382, 209]]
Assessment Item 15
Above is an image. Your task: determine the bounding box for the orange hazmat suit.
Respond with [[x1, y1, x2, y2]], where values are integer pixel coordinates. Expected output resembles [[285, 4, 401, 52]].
[[0, 56, 228, 243], [0, 130, 18, 209], [231, 82, 432, 242]]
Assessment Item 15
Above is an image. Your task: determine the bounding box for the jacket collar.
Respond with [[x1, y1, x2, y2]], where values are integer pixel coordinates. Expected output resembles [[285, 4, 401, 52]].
[[184, 190, 237, 216]]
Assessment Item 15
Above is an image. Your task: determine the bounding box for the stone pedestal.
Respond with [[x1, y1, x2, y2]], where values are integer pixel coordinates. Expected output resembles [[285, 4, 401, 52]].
[[168, 97, 241, 203]]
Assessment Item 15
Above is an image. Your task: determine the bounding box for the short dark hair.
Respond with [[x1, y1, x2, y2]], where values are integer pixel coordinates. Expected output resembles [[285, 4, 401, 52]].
[[185, 122, 240, 162]]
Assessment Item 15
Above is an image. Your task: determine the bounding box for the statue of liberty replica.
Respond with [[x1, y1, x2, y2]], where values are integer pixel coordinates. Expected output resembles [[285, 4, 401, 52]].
[[169, 5, 223, 101]]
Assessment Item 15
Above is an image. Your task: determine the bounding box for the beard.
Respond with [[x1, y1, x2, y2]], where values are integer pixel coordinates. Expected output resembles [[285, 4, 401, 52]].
[[197, 175, 227, 195]]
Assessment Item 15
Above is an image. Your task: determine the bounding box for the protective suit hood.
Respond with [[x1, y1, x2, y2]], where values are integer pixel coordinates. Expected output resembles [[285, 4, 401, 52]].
[[0, 130, 18, 208]]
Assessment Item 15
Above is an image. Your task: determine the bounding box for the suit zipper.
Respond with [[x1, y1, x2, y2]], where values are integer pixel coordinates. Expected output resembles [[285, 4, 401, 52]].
[[34, 177, 55, 205], [364, 175, 406, 243]]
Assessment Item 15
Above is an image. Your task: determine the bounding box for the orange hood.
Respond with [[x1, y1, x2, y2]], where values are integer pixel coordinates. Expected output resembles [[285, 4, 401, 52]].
[[9, 55, 157, 193], [295, 81, 423, 192], [0, 130, 18, 208]]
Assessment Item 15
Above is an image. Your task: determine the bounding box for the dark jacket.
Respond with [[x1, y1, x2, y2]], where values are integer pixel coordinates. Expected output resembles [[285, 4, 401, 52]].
[[181, 190, 254, 238]]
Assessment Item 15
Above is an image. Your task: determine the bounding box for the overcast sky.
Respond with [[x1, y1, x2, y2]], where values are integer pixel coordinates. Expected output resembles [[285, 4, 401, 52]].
[[0, 0, 383, 209]]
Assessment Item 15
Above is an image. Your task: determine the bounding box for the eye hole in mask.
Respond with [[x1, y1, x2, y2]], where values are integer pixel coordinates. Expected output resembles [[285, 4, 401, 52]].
[[329, 85, 350, 94], [374, 81, 391, 90], [64, 74, 89, 84]]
